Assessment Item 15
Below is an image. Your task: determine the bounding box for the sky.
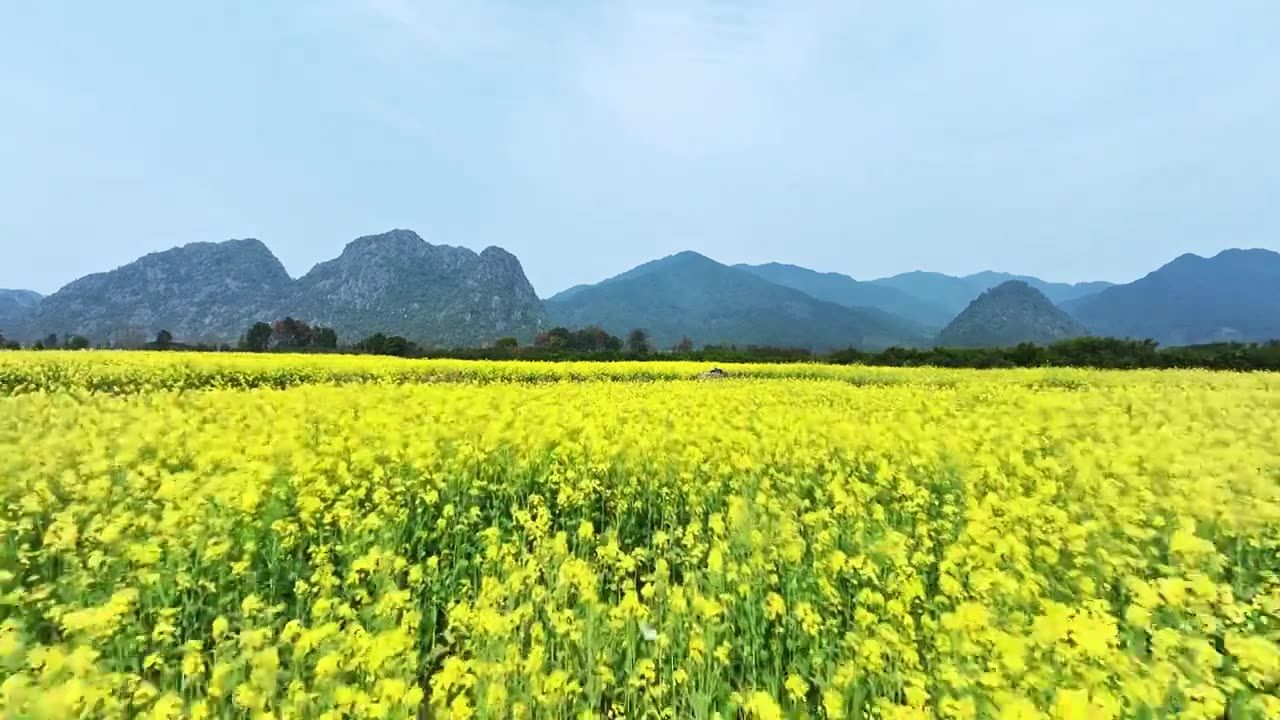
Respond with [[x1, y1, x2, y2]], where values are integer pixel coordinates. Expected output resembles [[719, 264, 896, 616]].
[[2, 1, 1278, 297]]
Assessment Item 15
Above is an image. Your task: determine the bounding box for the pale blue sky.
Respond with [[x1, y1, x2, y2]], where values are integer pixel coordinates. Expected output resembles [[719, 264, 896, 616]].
[[3, 1, 1278, 296]]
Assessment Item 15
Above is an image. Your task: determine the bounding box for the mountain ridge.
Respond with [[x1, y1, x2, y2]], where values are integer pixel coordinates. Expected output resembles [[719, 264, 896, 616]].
[[282, 229, 546, 346], [0, 289, 43, 334], [869, 271, 983, 316], [0, 289, 43, 305], [21, 238, 292, 346], [17, 230, 546, 347], [9, 241, 1277, 350], [1067, 247, 1280, 346], [961, 271, 1114, 304], [735, 263, 955, 330], [868, 270, 1114, 316], [546, 252, 930, 351]]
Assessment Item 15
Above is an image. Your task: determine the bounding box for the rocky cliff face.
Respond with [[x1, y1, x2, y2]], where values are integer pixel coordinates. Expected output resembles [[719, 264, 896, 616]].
[[282, 230, 546, 346], [936, 280, 1089, 348], [17, 230, 546, 347], [21, 239, 290, 345]]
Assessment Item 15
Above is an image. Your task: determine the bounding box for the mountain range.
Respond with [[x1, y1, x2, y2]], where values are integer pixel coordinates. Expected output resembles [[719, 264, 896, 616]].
[[1067, 248, 1280, 346], [3, 235, 1277, 350], [21, 238, 293, 347], [553, 248, 1278, 349], [546, 252, 931, 351], [734, 263, 955, 330], [865, 271, 1113, 320], [6, 230, 546, 347]]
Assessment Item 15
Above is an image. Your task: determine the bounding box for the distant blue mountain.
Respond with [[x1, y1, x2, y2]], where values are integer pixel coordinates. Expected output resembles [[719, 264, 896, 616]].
[[0, 289, 42, 331], [1067, 248, 1280, 346], [546, 251, 931, 351], [867, 271, 982, 318], [735, 263, 954, 330], [869, 271, 1113, 317], [961, 272, 1114, 304]]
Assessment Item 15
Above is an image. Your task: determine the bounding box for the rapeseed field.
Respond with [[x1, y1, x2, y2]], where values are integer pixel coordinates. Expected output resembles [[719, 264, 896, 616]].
[[1, 352, 1278, 718]]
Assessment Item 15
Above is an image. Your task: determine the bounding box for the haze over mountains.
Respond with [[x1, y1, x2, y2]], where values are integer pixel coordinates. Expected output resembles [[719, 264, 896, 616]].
[[546, 252, 931, 351], [556, 247, 1278, 349], [734, 264, 955, 330], [866, 272, 1114, 319], [2, 233, 1277, 350]]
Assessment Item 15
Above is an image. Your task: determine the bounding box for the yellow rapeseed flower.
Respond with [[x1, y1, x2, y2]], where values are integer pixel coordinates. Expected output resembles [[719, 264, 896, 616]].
[[0, 352, 1277, 717]]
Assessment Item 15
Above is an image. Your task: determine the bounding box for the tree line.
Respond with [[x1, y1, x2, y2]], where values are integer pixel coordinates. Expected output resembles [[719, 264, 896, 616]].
[[829, 337, 1280, 372], [0, 331, 93, 351], [4, 321, 1280, 371]]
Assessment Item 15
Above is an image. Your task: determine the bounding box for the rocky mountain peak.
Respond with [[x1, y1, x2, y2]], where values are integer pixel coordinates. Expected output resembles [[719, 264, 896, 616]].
[[341, 229, 427, 256], [14, 230, 545, 348], [282, 231, 546, 346], [479, 245, 519, 264], [936, 281, 1089, 348], [18, 238, 292, 345], [978, 280, 1042, 301]]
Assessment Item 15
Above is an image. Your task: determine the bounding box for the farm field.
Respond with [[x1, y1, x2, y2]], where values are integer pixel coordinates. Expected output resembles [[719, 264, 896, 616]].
[[1, 353, 1278, 719]]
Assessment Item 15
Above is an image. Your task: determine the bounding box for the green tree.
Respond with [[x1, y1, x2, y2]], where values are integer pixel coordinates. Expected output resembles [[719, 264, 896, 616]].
[[65, 335, 90, 350], [313, 327, 338, 349], [272, 317, 313, 349], [357, 333, 388, 355], [155, 330, 174, 349], [242, 322, 273, 352], [674, 336, 695, 353], [534, 327, 571, 350], [626, 328, 651, 356], [567, 326, 622, 353], [383, 335, 414, 357], [494, 337, 519, 351], [1007, 342, 1044, 367]]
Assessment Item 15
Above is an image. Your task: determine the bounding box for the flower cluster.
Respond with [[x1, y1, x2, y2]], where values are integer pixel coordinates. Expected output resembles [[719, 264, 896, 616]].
[[1, 353, 1278, 718]]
